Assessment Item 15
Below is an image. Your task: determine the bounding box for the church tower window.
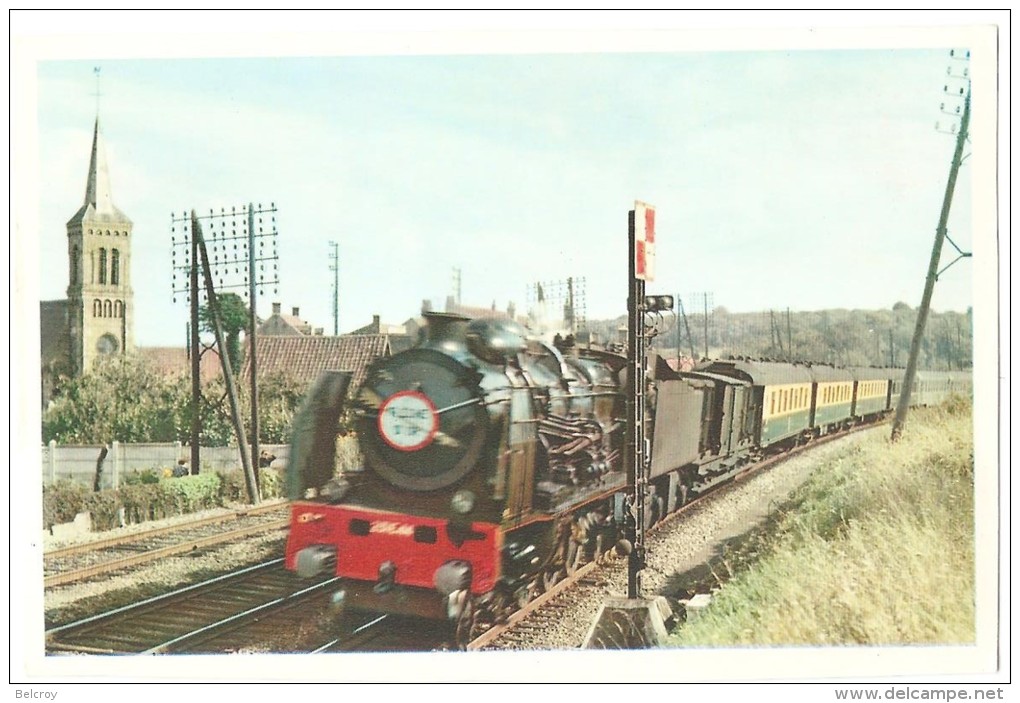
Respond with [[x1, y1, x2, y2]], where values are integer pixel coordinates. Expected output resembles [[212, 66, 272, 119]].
[[111, 249, 120, 285], [99, 248, 107, 284]]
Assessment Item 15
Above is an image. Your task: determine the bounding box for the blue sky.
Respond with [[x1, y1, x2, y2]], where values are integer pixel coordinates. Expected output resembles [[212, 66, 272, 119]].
[[18, 14, 996, 348]]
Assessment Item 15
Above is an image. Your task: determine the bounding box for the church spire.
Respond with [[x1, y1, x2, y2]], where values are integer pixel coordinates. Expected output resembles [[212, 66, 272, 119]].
[[83, 118, 115, 214]]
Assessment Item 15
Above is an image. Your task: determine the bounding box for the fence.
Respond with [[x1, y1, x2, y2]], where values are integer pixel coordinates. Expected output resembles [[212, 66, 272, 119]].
[[41, 441, 291, 490]]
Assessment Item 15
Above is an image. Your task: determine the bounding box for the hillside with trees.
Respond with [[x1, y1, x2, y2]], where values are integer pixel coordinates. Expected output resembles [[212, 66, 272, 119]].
[[585, 304, 972, 371]]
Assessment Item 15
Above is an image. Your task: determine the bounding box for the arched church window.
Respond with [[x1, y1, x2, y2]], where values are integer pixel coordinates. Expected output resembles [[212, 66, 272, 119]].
[[114, 300, 123, 318], [99, 248, 107, 284], [71, 246, 79, 285], [103, 300, 112, 317], [93, 299, 102, 317], [111, 249, 120, 285]]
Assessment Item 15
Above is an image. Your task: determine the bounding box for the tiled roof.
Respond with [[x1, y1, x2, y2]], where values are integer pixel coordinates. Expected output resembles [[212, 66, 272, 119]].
[[137, 346, 223, 382], [243, 334, 391, 390]]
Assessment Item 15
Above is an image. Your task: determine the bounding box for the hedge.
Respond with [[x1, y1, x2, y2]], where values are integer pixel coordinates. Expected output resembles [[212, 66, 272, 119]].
[[42, 468, 285, 531]]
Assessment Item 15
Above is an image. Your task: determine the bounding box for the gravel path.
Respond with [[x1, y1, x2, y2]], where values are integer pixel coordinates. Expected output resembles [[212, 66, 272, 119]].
[[482, 429, 878, 650]]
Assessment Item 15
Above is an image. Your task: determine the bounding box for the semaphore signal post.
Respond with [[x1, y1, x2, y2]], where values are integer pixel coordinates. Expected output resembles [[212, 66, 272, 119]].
[[583, 201, 674, 649]]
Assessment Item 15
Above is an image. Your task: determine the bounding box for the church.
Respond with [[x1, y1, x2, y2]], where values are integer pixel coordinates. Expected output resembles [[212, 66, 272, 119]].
[[40, 118, 135, 404], [39, 114, 401, 410]]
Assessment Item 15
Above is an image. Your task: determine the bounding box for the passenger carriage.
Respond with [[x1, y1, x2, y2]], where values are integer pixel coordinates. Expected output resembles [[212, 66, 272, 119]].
[[695, 359, 814, 448], [809, 364, 855, 433], [850, 367, 893, 421]]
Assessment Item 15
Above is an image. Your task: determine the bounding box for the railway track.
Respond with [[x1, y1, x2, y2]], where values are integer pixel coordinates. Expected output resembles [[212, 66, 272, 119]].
[[44, 501, 290, 588], [45, 559, 339, 654], [46, 558, 447, 654]]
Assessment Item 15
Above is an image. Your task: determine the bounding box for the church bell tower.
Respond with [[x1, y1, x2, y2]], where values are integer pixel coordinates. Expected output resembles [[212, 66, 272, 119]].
[[66, 118, 135, 375]]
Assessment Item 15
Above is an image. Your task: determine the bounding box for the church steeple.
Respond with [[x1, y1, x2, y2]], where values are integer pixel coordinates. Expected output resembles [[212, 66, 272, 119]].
[[68, 118, 130, 226], [85, 118, 114, 213], [65, 112, 135, 375]]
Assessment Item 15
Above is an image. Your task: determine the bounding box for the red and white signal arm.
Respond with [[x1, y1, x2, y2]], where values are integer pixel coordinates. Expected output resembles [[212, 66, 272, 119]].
[[633, 200, 656, 282]]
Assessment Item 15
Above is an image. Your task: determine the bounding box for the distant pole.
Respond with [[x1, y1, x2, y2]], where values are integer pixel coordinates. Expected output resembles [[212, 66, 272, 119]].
[[891, 89, 970, 441], [702, 294, 709, 360], [889, 328, 895, 367], [329, 240, 339, 335], [675, 292, 681, 365], [786, 308, 793, 362]]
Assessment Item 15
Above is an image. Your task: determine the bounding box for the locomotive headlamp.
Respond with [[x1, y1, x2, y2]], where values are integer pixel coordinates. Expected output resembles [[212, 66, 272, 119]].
[[644, 295, 675, 312], [451, 489, 476, 514]]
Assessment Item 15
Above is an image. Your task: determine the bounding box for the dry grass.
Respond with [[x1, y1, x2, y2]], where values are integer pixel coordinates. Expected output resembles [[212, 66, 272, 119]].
[[669, 400, 974, 646]]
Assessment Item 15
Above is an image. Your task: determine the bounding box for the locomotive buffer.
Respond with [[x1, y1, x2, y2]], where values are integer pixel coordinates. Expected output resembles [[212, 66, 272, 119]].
[[584, 201, 673, 649]]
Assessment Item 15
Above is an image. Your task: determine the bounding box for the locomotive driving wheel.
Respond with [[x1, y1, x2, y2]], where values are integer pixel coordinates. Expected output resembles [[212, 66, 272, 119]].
[[564, 537, 586, 576], [454, 595, 485, 650], [542, 567, 564, 592]]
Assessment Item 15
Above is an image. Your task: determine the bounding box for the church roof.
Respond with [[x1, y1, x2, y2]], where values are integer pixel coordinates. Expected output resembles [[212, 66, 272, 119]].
[[67, 118, 131, 226]]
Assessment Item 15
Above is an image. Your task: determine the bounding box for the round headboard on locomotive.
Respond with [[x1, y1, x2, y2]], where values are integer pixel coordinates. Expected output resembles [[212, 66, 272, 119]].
[[357, 346, 491, 492]]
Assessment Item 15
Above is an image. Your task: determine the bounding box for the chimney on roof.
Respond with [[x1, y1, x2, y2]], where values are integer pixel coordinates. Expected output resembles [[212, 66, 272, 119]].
[[372, 314, 380, 331], [315, 327, 323, 335], [422, 299, 433, 313], [272, 302, 281, 315], [292, 307, 300, 317]]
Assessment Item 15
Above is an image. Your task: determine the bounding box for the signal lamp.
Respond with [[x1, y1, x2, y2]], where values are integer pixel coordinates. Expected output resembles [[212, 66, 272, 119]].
[[644, 295, 675, 312]]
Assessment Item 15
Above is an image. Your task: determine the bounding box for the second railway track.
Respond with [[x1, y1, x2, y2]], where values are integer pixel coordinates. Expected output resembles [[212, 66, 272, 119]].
[[44, 501, 290, 588]]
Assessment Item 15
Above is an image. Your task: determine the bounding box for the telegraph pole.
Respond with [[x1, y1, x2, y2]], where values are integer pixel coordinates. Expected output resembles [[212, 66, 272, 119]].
[[172, 203, 280, 498], [891, 55, 971, 441], [189, 217, 201, 474], [329, 241, 339, 335], [193, 213, 259, 503]]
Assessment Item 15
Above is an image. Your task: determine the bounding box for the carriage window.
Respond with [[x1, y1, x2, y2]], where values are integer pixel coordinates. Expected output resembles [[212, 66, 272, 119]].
[[770, 392, 775, 415]]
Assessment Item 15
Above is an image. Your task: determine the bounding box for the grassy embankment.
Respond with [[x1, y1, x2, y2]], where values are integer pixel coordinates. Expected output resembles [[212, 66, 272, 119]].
[[669, 398, 974, 646]]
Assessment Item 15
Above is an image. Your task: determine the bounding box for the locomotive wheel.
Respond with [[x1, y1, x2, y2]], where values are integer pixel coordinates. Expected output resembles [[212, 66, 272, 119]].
[[677, 482, 690, 508], [542, 567, 564, 592], [565, 538, 586, 576]]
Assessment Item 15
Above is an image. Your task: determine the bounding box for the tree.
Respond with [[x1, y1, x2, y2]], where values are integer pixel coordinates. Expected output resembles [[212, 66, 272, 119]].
[[42, 355, 190, 443], [199, 292, 249, 371], [41, 355, 317, 445]]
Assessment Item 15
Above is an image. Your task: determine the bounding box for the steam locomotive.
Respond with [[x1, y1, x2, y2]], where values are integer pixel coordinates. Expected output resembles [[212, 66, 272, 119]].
[[284, 311, 970, 645]]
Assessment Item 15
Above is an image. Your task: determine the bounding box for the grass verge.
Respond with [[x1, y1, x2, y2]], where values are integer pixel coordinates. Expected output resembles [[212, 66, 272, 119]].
[[669, 398, 974, 646]]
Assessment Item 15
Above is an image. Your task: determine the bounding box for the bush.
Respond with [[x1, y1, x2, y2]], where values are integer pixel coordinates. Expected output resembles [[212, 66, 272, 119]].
[[160, 473, 222, 514], [42, 480, 91, 530], [42, 466, 285, 532]]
